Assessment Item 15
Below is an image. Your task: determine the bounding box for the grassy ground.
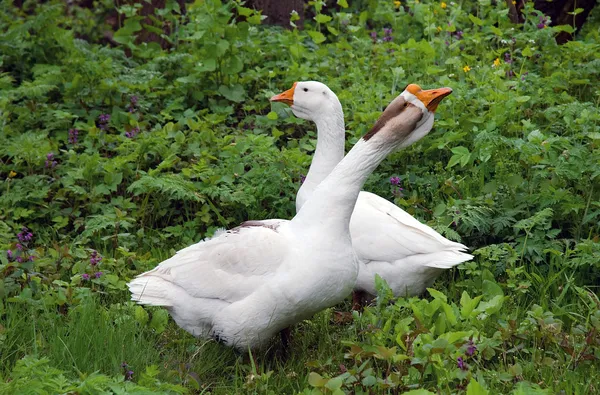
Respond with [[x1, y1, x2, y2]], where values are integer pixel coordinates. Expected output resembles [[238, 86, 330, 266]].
[[1, 0, 599, 393]]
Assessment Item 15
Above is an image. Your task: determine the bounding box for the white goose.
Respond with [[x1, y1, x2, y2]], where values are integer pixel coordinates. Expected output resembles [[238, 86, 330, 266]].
[[128, 84, 452, 350], [271, 82, 472, 307]]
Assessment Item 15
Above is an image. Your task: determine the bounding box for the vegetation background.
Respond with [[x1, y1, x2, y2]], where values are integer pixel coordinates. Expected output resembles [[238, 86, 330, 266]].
[[1, 0, 599, 393]]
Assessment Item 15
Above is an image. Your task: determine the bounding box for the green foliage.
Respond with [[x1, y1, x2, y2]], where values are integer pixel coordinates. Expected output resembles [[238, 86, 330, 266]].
[[1, 0, 599, 393]]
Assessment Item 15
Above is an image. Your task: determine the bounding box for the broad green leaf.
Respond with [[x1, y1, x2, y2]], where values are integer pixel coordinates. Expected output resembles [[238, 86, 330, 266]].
[[218, 84, 246, 102], [448, 146, 471, 168], [427, 288, 448, 303], [466, 379, 489, 395], [308, 372, 328, 387], [134, 306, 149, 325], [460, 291, 483, 318], [324, 376, 344, 390], [361, 375, 377, 387], [553, 24, 575, 33], [337, 0, 349, 8], [223, 55, 243, 75], [469, 14, 483, 26], [515, 96, 531, 103], [314, 14, 332, 24], [482, 280, 504, 298], [442, 302, 457, 326], [307, 30, 326, 44], [149, 309, 169, 334]]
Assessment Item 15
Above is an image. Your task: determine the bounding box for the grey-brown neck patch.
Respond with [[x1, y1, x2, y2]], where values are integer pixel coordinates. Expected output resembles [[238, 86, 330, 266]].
[[363, 97, 413, 141]]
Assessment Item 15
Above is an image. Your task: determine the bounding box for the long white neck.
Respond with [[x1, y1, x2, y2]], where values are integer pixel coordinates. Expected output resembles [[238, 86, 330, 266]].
[[292, 137, 393, 236], [296, 110, 345, 212]]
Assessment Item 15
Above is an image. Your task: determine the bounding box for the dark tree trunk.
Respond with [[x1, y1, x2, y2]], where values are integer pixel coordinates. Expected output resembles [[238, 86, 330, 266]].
[[534, 0, 597, 44], [245, 0, 305, 29], [506, 0, 597, 44]]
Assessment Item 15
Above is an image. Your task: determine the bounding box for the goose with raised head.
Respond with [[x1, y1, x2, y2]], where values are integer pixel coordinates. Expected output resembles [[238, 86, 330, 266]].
[[128, 84, 452, 350], [271, 82, 472, 307]]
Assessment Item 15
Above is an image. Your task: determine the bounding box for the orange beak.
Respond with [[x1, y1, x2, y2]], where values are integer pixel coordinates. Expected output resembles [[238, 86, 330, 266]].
[[270, 82, 297, 106], [414, 86, 453, 112]]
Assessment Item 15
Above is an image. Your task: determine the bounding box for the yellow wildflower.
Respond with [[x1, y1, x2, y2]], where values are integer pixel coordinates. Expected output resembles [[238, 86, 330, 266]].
[[441, 2, 447, 8], [437, 26, 442, 32], [493, 58, 501, 67], [9, 170, 17, 178], [394, 0, 401, 7], [463, 65, 471, 72], [512, 0, 516, 4]]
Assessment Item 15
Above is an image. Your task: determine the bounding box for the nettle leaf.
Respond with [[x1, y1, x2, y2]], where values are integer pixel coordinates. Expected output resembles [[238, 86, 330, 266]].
[[314, 14, 332, 24], [113, 17, 143, 46], [466, 379, 489, 395], [218, 84, 246, 102], [447, 146, 471, 168], [149, 308, 169, 333], [307, 30, 326, 44]]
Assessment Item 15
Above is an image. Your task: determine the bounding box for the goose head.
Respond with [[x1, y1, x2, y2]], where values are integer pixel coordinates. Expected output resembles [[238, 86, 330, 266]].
[[365, 83, 452, 149], [270, 81, 343, 122]]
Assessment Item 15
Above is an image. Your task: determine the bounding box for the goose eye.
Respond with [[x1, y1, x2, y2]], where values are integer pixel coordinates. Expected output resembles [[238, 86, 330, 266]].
[[303, 88, 308, 92]]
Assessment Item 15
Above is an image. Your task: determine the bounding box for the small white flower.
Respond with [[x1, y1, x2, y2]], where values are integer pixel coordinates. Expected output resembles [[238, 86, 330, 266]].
[[501, 39, 508, 44], [449, 73, 455, 77], [529, 39, 535, 44]]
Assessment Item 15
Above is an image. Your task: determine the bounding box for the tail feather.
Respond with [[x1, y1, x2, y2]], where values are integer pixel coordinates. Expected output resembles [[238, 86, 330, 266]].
[[128, 276, 174, 307], [424, 249, 473, 269]]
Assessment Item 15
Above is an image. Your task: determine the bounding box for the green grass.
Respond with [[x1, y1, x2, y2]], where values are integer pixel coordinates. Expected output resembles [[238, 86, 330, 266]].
[[1, 0, 599, 393]]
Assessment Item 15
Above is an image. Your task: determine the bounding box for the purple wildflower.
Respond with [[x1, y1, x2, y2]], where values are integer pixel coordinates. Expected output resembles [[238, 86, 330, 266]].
[[128, 96, 138, 113], [504, 52, 512, 64], [126, 370, 134, 380], [90, 250, 102, 266], [454, 30, 463, 40], [29, 255, 34, 262], [82, 273, 90, 281], [506, 69, 515, 78], [370, 31, 377, 40], [383, 28, 393, 42], [68, 128, 79, 144], [95, 271, 103, 278], [300, 174, 306, 184], [390, 176, 401, 186], [7, 250, 12, 260], [98, 114, 110, 130], [16, 256, 23, 263], [45, 152, 57, 168], [121, 362, 128, 368], [521, 72, 529, 81], [537, 15, 548, 29], [466, 339, 477, 356], [125, 127, 140, 139], [17, 227, 33, 243], [457, 356, 468, 370], [16, 243, 23, 251]]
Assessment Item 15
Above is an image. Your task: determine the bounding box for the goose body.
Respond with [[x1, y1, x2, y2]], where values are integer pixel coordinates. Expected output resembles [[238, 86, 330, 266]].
[[129, 84, 452, 349], [272, 81, 472, 301]]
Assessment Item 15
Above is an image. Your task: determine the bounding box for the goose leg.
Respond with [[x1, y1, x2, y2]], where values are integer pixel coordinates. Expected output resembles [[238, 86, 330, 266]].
[[352, 290, 366, 311], [280, 327, 292, 349]]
